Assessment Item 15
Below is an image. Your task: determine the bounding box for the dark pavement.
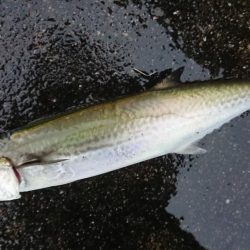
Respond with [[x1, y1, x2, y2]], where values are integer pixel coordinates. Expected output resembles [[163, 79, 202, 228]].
[[0, 1, 249, 249]]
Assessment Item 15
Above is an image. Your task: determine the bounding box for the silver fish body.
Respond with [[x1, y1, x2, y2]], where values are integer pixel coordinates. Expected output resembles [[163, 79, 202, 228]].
[[0, 81, 250, 200]]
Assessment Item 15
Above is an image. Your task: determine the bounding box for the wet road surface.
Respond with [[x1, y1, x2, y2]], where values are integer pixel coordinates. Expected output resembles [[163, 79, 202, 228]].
[[0, 0, 249, 249]]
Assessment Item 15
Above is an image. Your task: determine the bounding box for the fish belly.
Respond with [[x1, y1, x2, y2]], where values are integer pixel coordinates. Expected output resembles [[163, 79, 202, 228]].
[[18, 132, 170, 192]]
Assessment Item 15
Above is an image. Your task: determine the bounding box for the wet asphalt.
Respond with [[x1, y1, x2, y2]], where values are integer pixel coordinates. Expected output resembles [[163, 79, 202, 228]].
[[0, 0, 249, 249]]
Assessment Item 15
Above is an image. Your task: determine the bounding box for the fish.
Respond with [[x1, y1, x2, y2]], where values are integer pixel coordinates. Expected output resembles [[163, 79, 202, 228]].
[[0, 80, 249, 201]]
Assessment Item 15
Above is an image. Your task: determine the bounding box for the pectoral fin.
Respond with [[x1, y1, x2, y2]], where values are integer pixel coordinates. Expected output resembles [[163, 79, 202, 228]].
[[18, 157, 68, 168], [175, 144, 206, 155], [37, 158, 68, 165]]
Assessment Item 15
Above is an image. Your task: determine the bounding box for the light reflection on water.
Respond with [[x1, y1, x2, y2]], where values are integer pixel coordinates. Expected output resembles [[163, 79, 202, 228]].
[[167, 114, 250, 250]]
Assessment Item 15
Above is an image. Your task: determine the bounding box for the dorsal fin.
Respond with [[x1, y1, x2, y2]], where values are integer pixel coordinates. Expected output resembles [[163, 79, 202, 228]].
[[133, 67, 183, 90], [151, 78, 178, 90], [150, 67, 184, 90]]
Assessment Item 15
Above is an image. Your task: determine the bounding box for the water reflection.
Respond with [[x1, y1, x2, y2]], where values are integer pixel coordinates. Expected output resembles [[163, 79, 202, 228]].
[[0, 0, 211, 131], [115, 0, 249, 79], [167, 115, 250, 250]]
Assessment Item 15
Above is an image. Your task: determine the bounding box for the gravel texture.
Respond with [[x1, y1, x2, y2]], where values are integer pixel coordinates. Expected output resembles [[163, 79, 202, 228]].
[[0, 0, 249, 249]]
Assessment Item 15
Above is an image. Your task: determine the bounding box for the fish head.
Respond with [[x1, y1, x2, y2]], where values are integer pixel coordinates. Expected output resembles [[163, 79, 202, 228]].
[[0, 158, 21, 201]]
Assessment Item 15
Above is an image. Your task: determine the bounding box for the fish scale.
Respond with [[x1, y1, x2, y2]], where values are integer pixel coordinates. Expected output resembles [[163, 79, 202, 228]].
[[0, 80, 250, 200]]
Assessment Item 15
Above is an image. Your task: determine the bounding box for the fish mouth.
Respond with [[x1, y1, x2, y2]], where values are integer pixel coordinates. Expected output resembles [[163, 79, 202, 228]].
[[0, 158, 21, 201]]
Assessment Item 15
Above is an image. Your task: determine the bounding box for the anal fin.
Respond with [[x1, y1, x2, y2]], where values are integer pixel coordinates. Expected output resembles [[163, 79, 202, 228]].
[[175, 144, 206, 155]]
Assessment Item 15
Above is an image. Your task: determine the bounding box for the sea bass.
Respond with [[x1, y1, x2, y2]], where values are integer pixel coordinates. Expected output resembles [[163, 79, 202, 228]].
[[0, 80, 249, 200]]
